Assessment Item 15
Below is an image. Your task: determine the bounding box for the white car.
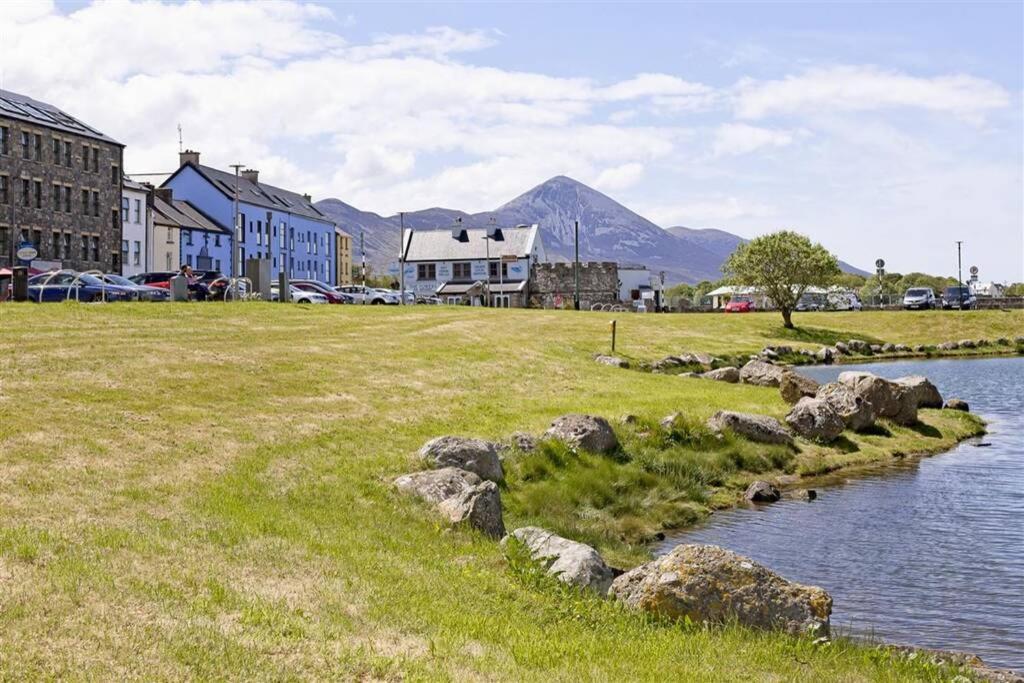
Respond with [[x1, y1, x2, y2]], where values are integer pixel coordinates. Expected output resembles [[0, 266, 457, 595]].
[[903, 287, 936, 310], [827, 292, 863, 311], [271, 284, 328, 304], [335, 285, 397, 304]]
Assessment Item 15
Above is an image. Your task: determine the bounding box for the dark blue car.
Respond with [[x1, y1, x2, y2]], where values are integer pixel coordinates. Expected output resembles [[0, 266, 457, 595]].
[[28, 271, 134, 303]]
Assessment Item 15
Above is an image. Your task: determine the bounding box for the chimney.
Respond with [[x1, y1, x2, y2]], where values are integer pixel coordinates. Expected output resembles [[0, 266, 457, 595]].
[[241, 168, 259, 184], [154, 187, 173, 203], [302, 193, 312, 203], [179, 149, 200, 167]]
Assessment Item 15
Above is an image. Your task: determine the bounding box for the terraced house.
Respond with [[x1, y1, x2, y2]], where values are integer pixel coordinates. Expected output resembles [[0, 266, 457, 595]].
[[162, 151, 337, 284], [0, 89, 124, 272]]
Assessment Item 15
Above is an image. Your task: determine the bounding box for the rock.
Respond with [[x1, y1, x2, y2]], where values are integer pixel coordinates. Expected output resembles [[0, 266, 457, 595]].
[[944, 398, 970, 411], [545, 414, 619, 453], [783, 489, 817, 502], [652, 356, 684, 372], [508, 432, 538, 452], [779, 372, 820, 404], [838, 372, 918, 426], [816, 382, 878, 431], [739, 360, 788, 387], [881, 343, 896, 353], [995, 338, 1010, 346], [708, 411, 793, 445], [594, 354, 629, 368], [914, 344, 927, 353], [958, 339, 976, 349], [894, 344, 910, 352], [620, 414, 640, 425], [760, 348, 780, 360], [833, 341, 850, 355], [679, 352, 715, 367], [937, 341, 959, 351], [975, 338, 990, 347], [609, 544, 832, 637], [419, 436, 504, 482], [815, 346, 834, 364], [744, 480, 781, 503], [1014, 336, 1024, 345], [869, 344, 883, 354], [660, 412, 681, 429], [894, 376, 944, 409], [702, 366, 740, 383], [785, 397, 845, 443], [502, 527, 614, 593], [394, 467, 505, 538], [847, 339, 870, 354], [678, 372, 701, 378]]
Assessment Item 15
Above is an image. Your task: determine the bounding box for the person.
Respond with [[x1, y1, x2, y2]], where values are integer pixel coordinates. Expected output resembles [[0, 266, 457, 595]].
[[179, 265, 207, 301]]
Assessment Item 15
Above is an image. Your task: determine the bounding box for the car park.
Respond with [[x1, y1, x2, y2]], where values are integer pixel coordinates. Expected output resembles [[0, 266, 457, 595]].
[[28, 271, 134, 302], [270, 284, 329, 304], [369, 288, 400, 305], [129, 271, 177, 290], [795, 293, 825, 312], [724, 296, 755, 313], [97, 273, 169, 301], [903, 287, 936, 310], [291, 279, 348, 304], [827, 291, 862, 311], [942, 286, 977, 310]]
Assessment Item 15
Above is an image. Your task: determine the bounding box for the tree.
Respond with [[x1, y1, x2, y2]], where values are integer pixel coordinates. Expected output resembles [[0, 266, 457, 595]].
[[723, 230, 840, 328]]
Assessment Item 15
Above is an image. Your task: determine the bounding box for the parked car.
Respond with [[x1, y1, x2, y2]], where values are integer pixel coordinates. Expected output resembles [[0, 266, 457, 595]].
[[416, 295, 443, 305], [724, 296, 755, 313], [902, 287, 936, 310], [369, 288, 400, 305], [291, 279, 348, 304], [795, 293, 825, 312], [335, 284, 372, 304], [28, 271, 134, 302], [827, 291, 863, 311], [941, 286, 977, 310], [129, 271, 177, 290], [97, 273, 169, 301], [270, 284, 329, 304]]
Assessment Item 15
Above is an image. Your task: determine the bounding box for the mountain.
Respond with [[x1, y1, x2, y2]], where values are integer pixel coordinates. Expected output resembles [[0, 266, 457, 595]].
[[316, 177, 869, 283]]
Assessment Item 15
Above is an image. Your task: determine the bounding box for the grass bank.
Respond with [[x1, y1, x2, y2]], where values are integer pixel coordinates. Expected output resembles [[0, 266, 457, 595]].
[[0, 303, 1015, 679]]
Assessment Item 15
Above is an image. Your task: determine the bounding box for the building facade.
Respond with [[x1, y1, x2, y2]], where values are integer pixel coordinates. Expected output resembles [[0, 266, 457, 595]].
[[530, 262, 620, 310], [0, 89, 124, 272], [162, 151, 336, 284], [335, 228, 353, 285], [400, 225, 545, 307], [121, 179, 150, 276]]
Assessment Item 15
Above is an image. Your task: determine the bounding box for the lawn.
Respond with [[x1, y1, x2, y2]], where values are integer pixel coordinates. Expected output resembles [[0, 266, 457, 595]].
[[0, 304, 1018, 680]]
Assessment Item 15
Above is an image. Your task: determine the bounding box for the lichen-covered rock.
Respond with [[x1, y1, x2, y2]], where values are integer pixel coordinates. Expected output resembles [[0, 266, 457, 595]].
[[937, 341, 959, 351], [870, 344, 883, 354], [652, 356, 685, 372], [707, 411, 793, 445], [594, 354, 629, 368], [894, 344, 910, 353], [838, 372, 918, 425], [508, 432, 538, 452], [739, 360, 788, 387], [545, 414, 619, 453], [975, 338, 991, 347], [779, 372, 820, 404], [419, 436, 504, 482], [702, 366, 740, 383], [609, 544, 832, 637], [744, 480, 781, 503], [660, 412, 682, 430], [894, 376, 944, 409], [785, 397, 845, 443], [816, 382, 877, 431], [881, 343, 896, 353], [834, 341, 850, 355], [847, 339, 871, 353], [678, 352, 716, 367], [502, 527, 614, 593], [394, 467, 505, 538], [958, 339, 977, 349], [944, 398, 970, 412], [815, 346, 835, 364], [914, 344, 927, 353]]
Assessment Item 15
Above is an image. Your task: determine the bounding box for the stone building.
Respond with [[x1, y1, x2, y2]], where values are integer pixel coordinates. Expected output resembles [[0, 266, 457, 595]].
[[0, 89, 124, 272], [529, 262, 620, 310]]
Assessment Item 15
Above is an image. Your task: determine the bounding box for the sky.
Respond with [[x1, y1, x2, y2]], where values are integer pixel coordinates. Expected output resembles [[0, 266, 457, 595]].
[[1, 0, 1021, 280]]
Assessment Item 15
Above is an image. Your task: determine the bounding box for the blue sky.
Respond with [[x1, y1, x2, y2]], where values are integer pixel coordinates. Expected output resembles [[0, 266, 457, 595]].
[[8, 1, 1024, 280]]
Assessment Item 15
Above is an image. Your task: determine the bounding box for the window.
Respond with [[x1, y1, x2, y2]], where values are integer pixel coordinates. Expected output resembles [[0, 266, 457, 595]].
[[121, 197, 129, 220], [0, 227, 7, 256], [0, 126, 9, 155], [92, 147, 99, 173], [82, 189, 90, 216], [91, 236, 100, 262], [111, 165, 119, 185], [417, 263, 436, 280], [214, 259, 221, 271], [133, 240, 141, 266], [453, 262, 471, 280], [489, 261, 509, 279], [21, 131, 30, 159], [52, 137, 61, 163], [82, 145, 90, 170], [52, 232, 61, 259], [21, 178, 30, 206], [184, 230, 193, 246], [0, 175, 9, 204], [186, 254, 192, 267], [64, 186, 71, 213], [33, 180, 41, 208], [62, 233, 71, 259], [166, 253, 172, 269], [33, 134, 41, 161], [133, 199, 140, 223], [81, 235, 89, 260], [52, 183, 61, 211], [92, 190, 100, 217], [214, 234, 221, 247], [122, 239, 129, 263], [63, 140, 71, 166], [32, 229, 42, 252], [111, 209, 118, 234]]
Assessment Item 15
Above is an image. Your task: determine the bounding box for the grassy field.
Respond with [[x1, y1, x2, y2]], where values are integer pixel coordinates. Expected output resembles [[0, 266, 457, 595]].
[[0, 304, 1018, 680]]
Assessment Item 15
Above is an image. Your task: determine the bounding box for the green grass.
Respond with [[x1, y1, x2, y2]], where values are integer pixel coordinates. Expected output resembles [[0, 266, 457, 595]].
[[0, 303, 1016, 680]]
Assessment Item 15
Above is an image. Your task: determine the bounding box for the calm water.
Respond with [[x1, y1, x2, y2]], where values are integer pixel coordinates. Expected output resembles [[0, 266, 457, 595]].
[[657, 356, 1024, 670]]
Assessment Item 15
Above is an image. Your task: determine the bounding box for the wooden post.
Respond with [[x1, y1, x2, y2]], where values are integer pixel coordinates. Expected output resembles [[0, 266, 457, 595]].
[[610, 319, 617, 353]]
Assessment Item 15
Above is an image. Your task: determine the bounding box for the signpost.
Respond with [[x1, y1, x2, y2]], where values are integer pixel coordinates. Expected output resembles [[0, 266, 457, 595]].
[[16, 241, 38, 263]]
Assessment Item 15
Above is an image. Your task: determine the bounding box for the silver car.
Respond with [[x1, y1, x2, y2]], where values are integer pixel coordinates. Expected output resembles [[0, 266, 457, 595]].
[[903, 287, 936, 310]]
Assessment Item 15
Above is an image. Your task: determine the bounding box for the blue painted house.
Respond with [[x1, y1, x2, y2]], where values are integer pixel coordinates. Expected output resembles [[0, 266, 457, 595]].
[[161, 150, 336, 283]]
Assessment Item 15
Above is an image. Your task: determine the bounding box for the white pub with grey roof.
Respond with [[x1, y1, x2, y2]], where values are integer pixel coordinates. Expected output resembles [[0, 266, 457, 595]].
[[400, 224, 546, 307]]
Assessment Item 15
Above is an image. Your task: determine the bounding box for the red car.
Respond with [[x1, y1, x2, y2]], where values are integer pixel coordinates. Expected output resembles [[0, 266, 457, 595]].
[[724, 297, 755, 313], [130, 271, 177, 289], [291, 279, 348, 304]]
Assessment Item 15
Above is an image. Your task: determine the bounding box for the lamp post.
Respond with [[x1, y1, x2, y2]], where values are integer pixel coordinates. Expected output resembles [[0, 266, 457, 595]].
[[573, 219, 580, 310], [956, 241, 964, 310], [229, 163, 244, 300], [360, 229, 365, 289], [399, 212, 405, 305]]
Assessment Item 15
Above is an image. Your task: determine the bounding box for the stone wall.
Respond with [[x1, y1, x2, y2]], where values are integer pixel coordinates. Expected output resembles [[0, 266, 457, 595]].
[[529, 262, 619, 309]]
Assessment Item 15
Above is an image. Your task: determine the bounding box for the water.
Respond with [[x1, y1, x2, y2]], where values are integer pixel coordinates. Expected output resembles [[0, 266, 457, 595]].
[[656, 356, 1024, 670]]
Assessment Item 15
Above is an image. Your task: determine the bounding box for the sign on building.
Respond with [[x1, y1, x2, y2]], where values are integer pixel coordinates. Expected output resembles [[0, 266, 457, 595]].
[[506, 261, 526, 279], [436, 262, 452, 281], [471, 261, 488, 279]]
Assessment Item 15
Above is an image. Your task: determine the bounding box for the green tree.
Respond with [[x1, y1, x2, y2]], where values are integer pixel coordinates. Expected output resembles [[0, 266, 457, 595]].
[[1005, 282, 1024, 297], [723, 231, 841, 328]]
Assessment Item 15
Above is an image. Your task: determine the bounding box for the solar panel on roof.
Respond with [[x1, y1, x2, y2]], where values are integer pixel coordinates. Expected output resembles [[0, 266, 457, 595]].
[[0, 98, 31, 115]]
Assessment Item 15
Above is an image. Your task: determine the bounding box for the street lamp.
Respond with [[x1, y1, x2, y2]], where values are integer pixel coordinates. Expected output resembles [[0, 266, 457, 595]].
[[229, 163, 244, 300], [956, 241, 964, 310]]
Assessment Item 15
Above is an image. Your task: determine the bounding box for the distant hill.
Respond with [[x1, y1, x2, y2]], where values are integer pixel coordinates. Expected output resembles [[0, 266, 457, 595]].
[[316, 177, 869, 283]]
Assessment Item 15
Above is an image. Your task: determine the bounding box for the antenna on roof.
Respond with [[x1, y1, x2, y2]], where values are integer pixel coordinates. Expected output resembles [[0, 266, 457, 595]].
[[177, 123, 183, 153]]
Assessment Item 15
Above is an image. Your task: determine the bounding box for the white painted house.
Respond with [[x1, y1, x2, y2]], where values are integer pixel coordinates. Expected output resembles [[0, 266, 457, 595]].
[[399, 225, 546, 307], [121, 179, 151, 277]]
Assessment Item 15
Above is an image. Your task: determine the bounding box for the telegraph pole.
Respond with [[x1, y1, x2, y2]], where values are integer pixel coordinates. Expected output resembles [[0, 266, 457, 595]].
[[956, 240, 964, 310], [573, 219, 580, 310], [229, 163, 244, 300], [399, 212, 405, 305], [360, 229, 366, 289]]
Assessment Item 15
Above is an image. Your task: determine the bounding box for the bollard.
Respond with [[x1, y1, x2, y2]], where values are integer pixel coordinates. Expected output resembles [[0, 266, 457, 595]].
[[278, 271, 289, 303], [12, 267, 28, 302], [169, 274, 189, 301]]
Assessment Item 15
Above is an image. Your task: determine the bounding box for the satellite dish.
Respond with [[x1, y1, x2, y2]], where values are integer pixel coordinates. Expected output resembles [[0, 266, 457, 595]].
[[969, 265, 979, 275], [875, 258, 885, 269]]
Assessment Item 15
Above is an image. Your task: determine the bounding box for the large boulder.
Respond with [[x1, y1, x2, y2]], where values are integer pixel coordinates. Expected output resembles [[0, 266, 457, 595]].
[[785, 397, 845, 443], [944, 398, 970, 412], [679, 352, 716, 368], [502, 527, 615, 593], [779, 372, 820, 405], [702, 366, 740, 383], [744, 480, 781, 503], [815, 346, 835, 364], [394, 468, 505, 538], [833, 341, 850, 355], [419, 436, 504, 482], [707, 411, 793, 445], [815, 382, 877, 431], [739, 360, 788, 387], [545, 414, 619, 453], [847, 339, 871, 354], [838, 372, 918, 426], [894, 376, 944, 409], [609, 544, 832, 637]]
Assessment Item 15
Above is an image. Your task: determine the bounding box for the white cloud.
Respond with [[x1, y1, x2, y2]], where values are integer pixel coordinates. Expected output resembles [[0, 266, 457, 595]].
[[734, 65, 1010, 123], [711, 123, 795, 157], [594, 163, 645, 192], [644, 198, 778, 227]]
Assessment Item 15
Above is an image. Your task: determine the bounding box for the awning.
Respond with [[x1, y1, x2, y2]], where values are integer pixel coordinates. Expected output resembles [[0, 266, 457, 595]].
[[436, 280, 527, 295]]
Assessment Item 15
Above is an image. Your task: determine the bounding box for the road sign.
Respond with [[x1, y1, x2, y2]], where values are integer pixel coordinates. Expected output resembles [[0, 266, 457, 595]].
[[874, 258, 885, 269], [969, 265, 979, 276], [16, 242, 38, 262]]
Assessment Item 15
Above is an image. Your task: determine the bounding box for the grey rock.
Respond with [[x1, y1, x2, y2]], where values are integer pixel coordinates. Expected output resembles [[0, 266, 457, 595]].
[[620, 413, 640, 425], [395, 467, 482, 505], [744, 480, 781, 503], [786, 397, 845, 443], [833, 341, 850, 355], [937, 341, 959, 351], [660, 412, 682, 429], [761, 348, 780, 360], [995, 338, 1010, 346], [394, 467, 505, 538], [508, 432, 538, 453], [419, 436, 504, 482], [914, 344, 927, 353], [1014, 336, 1024, 345], [975, 338, 991, 347], [739, 360, 788, 387], [894, 344, 911, 352], [944, 398, 970, 412], [847, 339, 870, 353], [708, 411, 793, 445], [545, 414, 619, 453], [816, 382, 878, 432], [502, 527, 614, 593], [679, 352, 716, 368], [869, 344, 883, 354], [881, 343, 897, 353], [839, 371, 918, 426], [894, 376, 944, 409], [815, 346, 835, 364], [958, 339, 977, 349], [779, 372, 820, 405], [783, 489, 818, 502], [594, 354, 629, 368], [609, 544, 832, 637], [702, 366, 740, 383]]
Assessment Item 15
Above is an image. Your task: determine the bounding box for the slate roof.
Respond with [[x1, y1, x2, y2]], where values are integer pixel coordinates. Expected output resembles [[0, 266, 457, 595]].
[[172, 162, 332, 225], [402, 225, 539, 262], [153, 197, 230, 235], [0, 89, 121, 145]]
